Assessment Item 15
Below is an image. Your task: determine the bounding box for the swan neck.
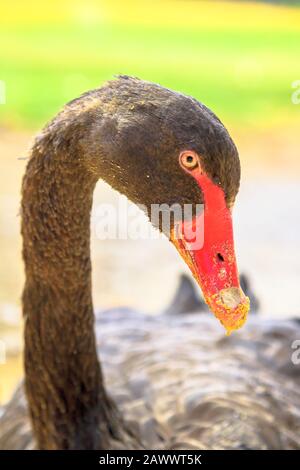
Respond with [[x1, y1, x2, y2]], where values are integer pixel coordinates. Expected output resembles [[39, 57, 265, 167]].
[[21, 140, 110, 449]]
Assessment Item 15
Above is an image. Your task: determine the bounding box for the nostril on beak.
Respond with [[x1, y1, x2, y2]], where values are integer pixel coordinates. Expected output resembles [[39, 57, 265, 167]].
[[217, 253, 224, 262]]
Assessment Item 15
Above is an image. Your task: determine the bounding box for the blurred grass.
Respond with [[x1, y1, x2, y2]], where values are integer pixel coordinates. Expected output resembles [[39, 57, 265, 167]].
[[0, 0, 300, 129], [0, 354, 23, 403]]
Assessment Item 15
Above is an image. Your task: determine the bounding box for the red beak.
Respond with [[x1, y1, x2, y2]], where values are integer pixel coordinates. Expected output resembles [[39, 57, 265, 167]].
[[171, 169, 250, 334]]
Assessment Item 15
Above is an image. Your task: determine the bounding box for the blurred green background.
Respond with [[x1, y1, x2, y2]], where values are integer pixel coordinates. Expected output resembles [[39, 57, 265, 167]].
[[1, 0, 300, 130]]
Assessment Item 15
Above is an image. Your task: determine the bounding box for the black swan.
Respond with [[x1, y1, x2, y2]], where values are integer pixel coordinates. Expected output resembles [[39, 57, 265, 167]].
[[0, 76, 299, 450]]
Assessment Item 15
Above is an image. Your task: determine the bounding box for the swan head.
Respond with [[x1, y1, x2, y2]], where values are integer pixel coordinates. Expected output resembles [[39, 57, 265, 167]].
[[73, 76, 250, 333]]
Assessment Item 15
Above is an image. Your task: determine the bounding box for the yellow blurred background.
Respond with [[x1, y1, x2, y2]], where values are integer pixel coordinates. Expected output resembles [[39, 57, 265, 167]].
[[1, 0, 300, 404]]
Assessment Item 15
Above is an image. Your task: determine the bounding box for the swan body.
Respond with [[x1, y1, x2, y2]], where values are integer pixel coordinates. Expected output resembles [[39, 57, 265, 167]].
[[1, 311, 300, 449]]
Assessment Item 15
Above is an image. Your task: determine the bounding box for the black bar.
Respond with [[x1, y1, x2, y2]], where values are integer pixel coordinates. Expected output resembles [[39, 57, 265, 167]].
[[0, 450, 298, 467]]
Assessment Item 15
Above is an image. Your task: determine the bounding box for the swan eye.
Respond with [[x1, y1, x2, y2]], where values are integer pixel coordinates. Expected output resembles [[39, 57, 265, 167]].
[[179, 150, 199, 171]]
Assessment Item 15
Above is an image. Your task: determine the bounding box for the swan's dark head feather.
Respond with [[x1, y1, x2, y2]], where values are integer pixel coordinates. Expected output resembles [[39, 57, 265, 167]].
[[54, 76, 240, 217]]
